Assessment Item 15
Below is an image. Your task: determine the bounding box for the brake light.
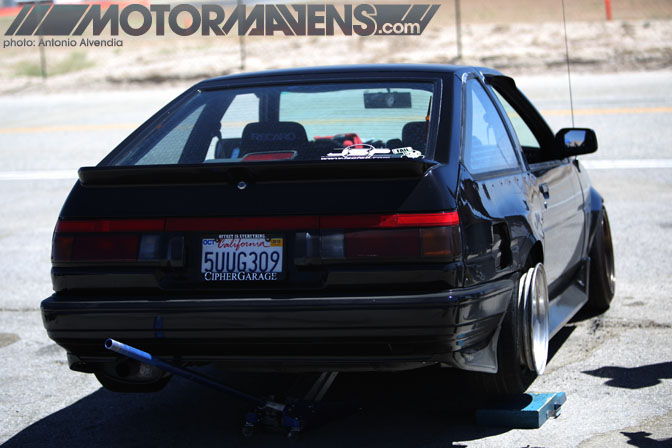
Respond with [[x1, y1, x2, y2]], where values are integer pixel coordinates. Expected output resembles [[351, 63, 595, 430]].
[[398, 213, 459, 227], [321, 212, 458, 229], [166, 216, 319, 232], [242, 152, 296, 161], [345, 229, 419, 258], [295, 212, 461, 264], [52, 212, 460, 264], [56, 219, 164, 233], [321, 214, 397, 229], [165, 212, 459, 231], [71, 235, 140, 261], [52, 219, 163, 263], [52, 234, 141, 262]]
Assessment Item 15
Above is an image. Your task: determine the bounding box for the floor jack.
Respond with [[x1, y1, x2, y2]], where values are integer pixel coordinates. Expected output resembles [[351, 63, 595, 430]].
[[104, 339, 352, 438], [105, 339, 565, 434]]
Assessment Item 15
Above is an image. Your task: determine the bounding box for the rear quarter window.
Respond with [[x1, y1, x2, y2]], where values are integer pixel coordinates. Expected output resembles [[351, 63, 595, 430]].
[[464, 79, 520, 175], [135, 105, 206, 165]]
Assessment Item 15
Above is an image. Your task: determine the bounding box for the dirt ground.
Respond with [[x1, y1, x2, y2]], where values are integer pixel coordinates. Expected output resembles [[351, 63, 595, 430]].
[[0, 0, 671, 94]]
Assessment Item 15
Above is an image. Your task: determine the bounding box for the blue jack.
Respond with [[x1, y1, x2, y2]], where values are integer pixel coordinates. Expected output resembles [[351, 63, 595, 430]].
[[476, 392, 567, 429]]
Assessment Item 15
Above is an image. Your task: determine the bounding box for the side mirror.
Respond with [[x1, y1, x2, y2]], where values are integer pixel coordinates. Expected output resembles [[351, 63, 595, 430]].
[[554, 128, 598, 156]]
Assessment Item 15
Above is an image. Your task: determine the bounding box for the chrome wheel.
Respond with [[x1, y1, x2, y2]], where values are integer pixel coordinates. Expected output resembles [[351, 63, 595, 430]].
[[520, 263, 549, 375], [474, 262, 549, 395]]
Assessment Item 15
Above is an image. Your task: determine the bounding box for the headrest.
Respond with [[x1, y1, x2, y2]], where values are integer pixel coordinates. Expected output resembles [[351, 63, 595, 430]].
[[402, 121, 428, 151], [240, 121, 308, 154]]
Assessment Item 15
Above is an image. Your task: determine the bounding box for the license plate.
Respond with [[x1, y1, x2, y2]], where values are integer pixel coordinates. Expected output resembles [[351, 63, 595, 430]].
[[201, 234, 283, 281]]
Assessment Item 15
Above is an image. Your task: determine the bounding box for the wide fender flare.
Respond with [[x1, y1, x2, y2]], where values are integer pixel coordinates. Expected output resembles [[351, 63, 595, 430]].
[[586, 186, 604, 250], [511, 231, 544, 274]]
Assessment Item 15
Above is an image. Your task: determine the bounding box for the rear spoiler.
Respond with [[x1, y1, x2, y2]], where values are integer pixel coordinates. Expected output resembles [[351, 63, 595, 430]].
[[78, 159, 439, 186]]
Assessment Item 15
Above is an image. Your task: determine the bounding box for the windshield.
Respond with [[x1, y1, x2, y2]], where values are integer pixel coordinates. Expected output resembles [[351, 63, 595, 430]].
[[104, 81, 439, 166]]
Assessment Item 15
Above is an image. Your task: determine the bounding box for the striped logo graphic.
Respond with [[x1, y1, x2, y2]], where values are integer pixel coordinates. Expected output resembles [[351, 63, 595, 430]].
[[4, 3, 440, 37], [7, 4, 88, 36]]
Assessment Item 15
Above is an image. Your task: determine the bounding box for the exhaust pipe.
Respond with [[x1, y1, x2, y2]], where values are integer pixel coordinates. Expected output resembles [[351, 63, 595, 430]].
[[104, 339, 283, 411]]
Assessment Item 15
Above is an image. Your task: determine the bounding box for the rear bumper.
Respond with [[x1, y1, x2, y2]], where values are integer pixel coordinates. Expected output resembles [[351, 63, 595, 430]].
[[41, 278, 514, 372]]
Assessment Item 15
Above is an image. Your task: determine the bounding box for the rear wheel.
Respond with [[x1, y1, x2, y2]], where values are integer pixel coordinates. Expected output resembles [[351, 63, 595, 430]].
[[478, 263, 550, 395], [586, 207, 615, 312]]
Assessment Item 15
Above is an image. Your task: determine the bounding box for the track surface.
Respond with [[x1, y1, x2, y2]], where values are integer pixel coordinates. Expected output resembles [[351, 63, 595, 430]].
[[1, 71, 671, 447]]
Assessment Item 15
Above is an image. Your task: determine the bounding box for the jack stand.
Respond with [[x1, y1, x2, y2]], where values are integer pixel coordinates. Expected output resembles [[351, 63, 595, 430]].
[[476, 392, 567, 429]]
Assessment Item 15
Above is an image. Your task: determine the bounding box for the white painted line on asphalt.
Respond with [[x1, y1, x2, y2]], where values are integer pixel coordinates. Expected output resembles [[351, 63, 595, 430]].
[[0, 160, 670, 181], [581, 159, 672, 169], [541, 106, 672, 116], [0, 106, 667, 135], [0, 170, 77, 181]]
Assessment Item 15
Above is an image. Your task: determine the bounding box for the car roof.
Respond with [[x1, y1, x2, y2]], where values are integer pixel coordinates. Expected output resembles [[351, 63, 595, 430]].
[[195, 64, 505, 88]]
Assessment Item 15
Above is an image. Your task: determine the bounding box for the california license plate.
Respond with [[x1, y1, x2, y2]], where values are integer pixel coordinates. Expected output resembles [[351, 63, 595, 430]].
[[201, 234, 283, 281]]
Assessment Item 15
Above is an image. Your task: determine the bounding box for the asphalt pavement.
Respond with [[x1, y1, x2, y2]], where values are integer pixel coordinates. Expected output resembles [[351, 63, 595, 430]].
[[0, 71, 671, 447]]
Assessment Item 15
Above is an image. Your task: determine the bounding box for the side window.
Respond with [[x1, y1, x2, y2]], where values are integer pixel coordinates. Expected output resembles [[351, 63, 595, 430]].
[[492, 89, 542, 164], [464, 79, 520, 175], [205, 93, 259, 160], [219, 93, 259, 139], [136, 105, 206, 165]]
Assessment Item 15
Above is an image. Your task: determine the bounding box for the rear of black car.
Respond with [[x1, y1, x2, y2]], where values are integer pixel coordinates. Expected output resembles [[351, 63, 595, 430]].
[[41, 67, 514, 388]]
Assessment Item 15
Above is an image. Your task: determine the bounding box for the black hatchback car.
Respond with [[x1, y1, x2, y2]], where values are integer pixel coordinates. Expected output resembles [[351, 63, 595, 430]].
[[42, 64, 615, 395]]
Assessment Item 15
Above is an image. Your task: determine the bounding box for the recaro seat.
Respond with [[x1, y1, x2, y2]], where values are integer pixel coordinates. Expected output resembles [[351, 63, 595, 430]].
[[239, 121, 309, 157]]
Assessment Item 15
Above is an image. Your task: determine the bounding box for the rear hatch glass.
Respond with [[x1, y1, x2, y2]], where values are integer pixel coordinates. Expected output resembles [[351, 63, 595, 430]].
[[101, 81, 439, 166]]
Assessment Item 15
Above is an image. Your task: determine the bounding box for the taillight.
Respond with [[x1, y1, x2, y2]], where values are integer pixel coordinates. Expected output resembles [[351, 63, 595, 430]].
[[420, 227, 460, 257], [52, 219, 166, 263], [55, 219, 164, 233], [70, 235, 139, 261], [295, 211, 461, 264], [52, 212, 460, 265], [52, 235, 74, 261], [345, 229, 420, 258], [320, 212, 459, 229]]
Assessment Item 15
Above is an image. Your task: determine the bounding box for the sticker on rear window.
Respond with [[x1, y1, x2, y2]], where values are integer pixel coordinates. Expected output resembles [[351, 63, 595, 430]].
[[392, 147, 423, 158], [321, 144, 392, 160], [320, 145, 422, 160]]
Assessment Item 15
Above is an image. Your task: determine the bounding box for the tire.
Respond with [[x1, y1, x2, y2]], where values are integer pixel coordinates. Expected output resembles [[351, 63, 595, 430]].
[[586, 207, 616, 313], [477, 263, 550, 396]]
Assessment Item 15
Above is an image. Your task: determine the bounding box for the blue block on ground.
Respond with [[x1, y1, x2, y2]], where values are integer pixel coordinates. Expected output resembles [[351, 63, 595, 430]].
[[476, 392, 567, 429]]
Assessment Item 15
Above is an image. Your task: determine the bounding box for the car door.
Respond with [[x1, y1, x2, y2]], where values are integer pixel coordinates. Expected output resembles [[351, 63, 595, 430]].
[[486, 75, 586, 293]]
